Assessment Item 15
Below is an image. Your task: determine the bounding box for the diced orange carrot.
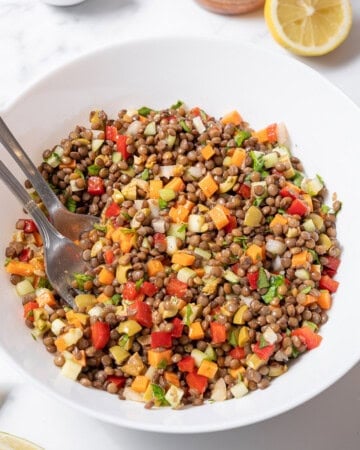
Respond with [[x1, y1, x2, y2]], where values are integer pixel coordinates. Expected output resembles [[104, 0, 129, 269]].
[[172, 252, 195, 266], [73, 350, 87, 367], [66, 310, 88, 327], [194, 268, 205, 277], [208, 205, 229, 230], [302, 194, 313, 212], [36, 288, 56, 307], [198, 173, 218, 198], [147, 259, 164, 277], [33, 231, 43, 247], [303, 294, 318, 306], [197, 359, 218, 379], [111, 228, 136, 253], [188, 322, 204, 340], [54, 337, 67, 352], [252, 128, 268, 143], [164, 371, 180, 387], [201, 144, 215, 160], [97, 293, 110, 303], [221, 110, 242, 126], [291, 250, 310, 268], [149, 180, 163, 199], [98, 267, 115, 285], [231, 148, 246, 167], [131, 375, 150, 393], [229, 366, 245, 379], [164, 177, 185, 192], [5, 260, 34, 277], [246, 244, 264, 264], [311, 264, 321, 274], [317, 290, 332, 310], [269, 214, 288, 229], [148, 349, 173, 368], [59, 159, 76, 169], [169, 201, 195, 223]]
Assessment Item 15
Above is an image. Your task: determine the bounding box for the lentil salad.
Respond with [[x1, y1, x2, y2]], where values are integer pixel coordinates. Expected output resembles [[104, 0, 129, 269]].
[[4, 103, 341, 408]]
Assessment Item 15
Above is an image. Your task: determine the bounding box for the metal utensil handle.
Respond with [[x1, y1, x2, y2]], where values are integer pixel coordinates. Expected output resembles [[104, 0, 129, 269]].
[[0, 160, 59, 247], [0, 116, 62, 217]]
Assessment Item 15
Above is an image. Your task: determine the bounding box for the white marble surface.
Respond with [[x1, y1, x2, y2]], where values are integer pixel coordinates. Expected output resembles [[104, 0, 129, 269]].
[[0, 1, 359, 449]]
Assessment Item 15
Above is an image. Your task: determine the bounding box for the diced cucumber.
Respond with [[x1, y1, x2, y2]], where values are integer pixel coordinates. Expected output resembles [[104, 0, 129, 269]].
[[191, 349, 207, 368], [51, 318, 66, 336], [177, 267, 197, 283], [263, 152, 279, 168], [167, 223, 186, 241], [159, 188, 176, 202], [92, 139, 104, 153], [61, 359, 82, 381], [223, 269, 240, 283], [15, 279, 34, 297], [144, 121, 156, 136], [194, 247, 211, 260], [204, 344, 216, 361], [165, 384, 184, 407], [230, 381, 248, 398]]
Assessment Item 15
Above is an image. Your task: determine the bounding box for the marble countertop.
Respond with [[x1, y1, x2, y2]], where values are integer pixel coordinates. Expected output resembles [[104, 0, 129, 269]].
[[0, 1, 359, 449]]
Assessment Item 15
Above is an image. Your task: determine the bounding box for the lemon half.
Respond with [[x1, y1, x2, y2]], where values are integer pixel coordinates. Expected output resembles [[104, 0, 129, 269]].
[[0, 432, 43, 450], [264, 0, 353, 56]]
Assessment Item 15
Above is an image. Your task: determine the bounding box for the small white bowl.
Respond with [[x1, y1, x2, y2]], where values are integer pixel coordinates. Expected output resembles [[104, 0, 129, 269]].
[[41, 0, 87, 6]]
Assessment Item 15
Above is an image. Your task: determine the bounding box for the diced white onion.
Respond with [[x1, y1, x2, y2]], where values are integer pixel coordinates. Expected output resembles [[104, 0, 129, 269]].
[[177, 267, 197, 283], [187, 166, 203, 179], [70, 179, 83, 192], [230, 381, 248, 399], [276, 122, 289, 146], [241, 296, 254, 306], [126, 120, 142, 136], [263, 326, 278, 345], [211, 378, 227, 402], [266, 239, 286, 255], [193, 116, 206, 134], [123, 387, 144, 402], [88, 305, 104, 317], [295, 269, 310, 280], [152, 218, 166, 233], [61, 359, 82, 381], [272, 255, 283, 272], [133, 199, 144, 210], [166, 236, 178, 255], [188, 214, 205, 233], [148, 199, 160, 218], [159, 165, 176, 178], [51, 318, 66, 336], [43, 304, 55, 315]]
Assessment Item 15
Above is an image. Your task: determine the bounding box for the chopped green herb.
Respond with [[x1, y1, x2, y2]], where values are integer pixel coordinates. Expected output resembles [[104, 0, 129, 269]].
[[151, 384, 169, 405], [37, 277, 52, 289], [121, 228, 136, 234], [73, 273, 94, 291], [65, 197, 77, 212], [308, 249, 319, 264], [185, 304, 193, 326], [171, 100, 184, 110], [140, 168, 150, 181], [74, 168, 84, 179], [87, 164, 101, 176], [253, 197, 263, 207], [321, 204, 331, 214], [301, 286, 312, 294], [200, 109, 207, 122], [31, 333, 37, 341], [302, 320, 318, 331], [233, 236, 248, 249], [180, 119, 191, 132], [259, 335, 268, 349], [177, 223, 187, 233], [118, 334, 129, 347], [234, 130, 251, 146], [292, 170, 304, 187], [262, 274, 284, 304], [94, 223, 107, 233], [257, 268, 269, 289], [316, 174, 325, 184], [266, 215, 274, 223], [4, 257, 11, 267], [292, 346, 300, 358], [135, 278, 144, 291], [111, 293, 122, 306], [159, 199, 168, 210], [157, 359, 168, 370], [138, 106, 152, 117], [249, 151, 265, 172], [121, 212, 132, 221], [228, 329, 237, 347]]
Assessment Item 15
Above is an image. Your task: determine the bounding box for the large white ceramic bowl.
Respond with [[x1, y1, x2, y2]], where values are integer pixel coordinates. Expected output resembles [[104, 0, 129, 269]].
[[1, 38, 359, 433]]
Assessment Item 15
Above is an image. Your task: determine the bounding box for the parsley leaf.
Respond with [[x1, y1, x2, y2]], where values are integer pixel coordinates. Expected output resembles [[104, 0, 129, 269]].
[[65, 197, 77, 212], [94, 223, 107, 233], [171, 100, 184, 110], [73, 273, 93, 291], [87, 164, 101, 176], [118, 334, 129, 348], [234, 130, 251, 147], [228, 329, 237, 347], [135, 278, 144, 290], [138, 106, 152, 117], [151, 384, 170, 406], [249, 151, 265, 172], [233, 236, 248, 249], [262, 274, 284, 304], [177, 223, 187, 233], [308, 249, 319, 264], [180, 119, 191, 133], [301, 286, 312, 294], [111, 293, 122, 306], [259, 335, 268, 349], [321, 204, 331, 214], [140, 168, 150, 181], [257, 267, 269, 289], [185, 304, 193, 326], [159, 199, 168, 210], [253, 197, 263, 207], [292, 170, 304, 187]]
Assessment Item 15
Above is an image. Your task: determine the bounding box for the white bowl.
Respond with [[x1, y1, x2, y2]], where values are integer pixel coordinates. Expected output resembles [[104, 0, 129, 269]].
[[1, 37, 360, 433]]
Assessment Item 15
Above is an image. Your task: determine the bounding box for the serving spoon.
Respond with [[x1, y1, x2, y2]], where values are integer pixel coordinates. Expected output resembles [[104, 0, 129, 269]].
[[0, 160, 89, 308], [0, 117, 99, 241]]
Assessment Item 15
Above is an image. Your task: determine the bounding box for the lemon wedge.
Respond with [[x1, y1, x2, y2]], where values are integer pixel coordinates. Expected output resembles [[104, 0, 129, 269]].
[[264, 0, 352, 56], [0, 431, 43, 450]]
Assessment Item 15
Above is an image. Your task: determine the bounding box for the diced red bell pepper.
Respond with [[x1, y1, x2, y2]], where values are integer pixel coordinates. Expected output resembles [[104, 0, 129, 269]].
[[186, 372, 208, 394], [151, 331, 172, 349], [210, 321, 227, 344], [23, 301, 39, 322], [287, 198, 308, 216], [231, 263, 240, 275], [238, 183, 251, 199], [171, 317, 184, 338], [279, 186, 300, 199], [19, 247, 32, 262], [23, 219, 38, 234], [166, 278, 187, 299], [141, 281, 158, 297], [130, 299, 153, 328], [322, 256, 340, 277], [247, 271, 259, 290], [177, 356, 195, 373], [190, 107, 201, 117], [252, 342, 275, 360], [104, 249, 114, 265], [105, 202, 121, 218], [116, 135, 130, 161], [105, 125, 118, 142], [107, 375, 126, 388], [91, 321, 110, 350], [123, 281, 144, 301], [292, 327, 322, 350], [229, 346, 246, 360], [87, 176, 105, 196], [266, 123, 278, 143], [319, 275, 339, 293], [224, 215, 237, 233], [153, 233, 166, 249]]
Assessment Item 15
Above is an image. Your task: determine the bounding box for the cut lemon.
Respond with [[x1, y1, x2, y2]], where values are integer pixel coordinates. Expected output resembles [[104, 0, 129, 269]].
[[0, 431, 43, 450], [264, 0, 352, 56]]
